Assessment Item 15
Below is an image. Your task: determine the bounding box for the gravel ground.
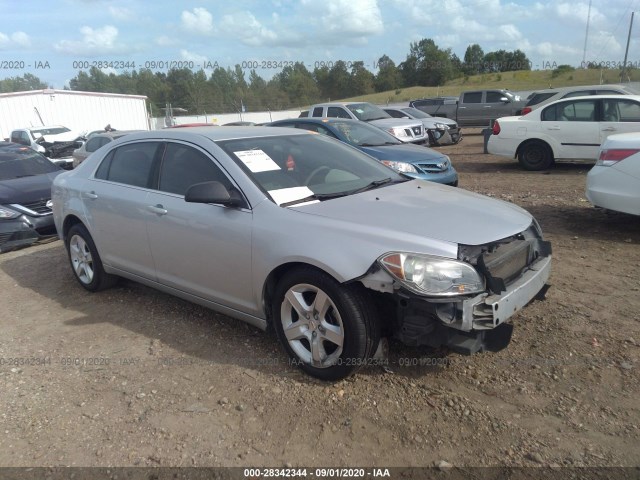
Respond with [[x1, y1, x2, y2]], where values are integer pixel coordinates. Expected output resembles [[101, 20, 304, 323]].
[[0, 132, 639, 471]]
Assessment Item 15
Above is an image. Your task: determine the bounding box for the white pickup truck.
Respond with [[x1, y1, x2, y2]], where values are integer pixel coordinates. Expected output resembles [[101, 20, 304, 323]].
[[306, 102, 429, 144], [10, 125, 84, 169]]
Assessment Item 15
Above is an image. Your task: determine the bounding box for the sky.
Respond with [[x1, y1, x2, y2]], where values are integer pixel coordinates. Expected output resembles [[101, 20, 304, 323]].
[[0, 0, 638, 89]]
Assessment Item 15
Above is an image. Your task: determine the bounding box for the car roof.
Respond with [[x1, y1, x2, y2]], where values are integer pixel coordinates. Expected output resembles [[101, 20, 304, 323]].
[[121, 126, 311, 143], [541, 94, 640, 106], [529, 84, 638, 95], [272, 117, 361, 125], [89, 130, 145, 139], [0, 141, 36, 153]]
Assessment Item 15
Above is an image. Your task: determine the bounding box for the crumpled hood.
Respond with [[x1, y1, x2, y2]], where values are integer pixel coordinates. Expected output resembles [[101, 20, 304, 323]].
[[0, 171, 61, 204], [41, 131, 80, 143], [297, 180, 533, 246]]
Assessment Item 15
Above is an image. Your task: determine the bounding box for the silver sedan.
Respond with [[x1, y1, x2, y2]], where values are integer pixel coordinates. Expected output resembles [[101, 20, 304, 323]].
[[53, 127, 552, 380]]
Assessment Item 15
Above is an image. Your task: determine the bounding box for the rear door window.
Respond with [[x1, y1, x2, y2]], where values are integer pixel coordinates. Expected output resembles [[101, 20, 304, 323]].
[[95, 142, 160, 188], [462, 92, 482, 103]]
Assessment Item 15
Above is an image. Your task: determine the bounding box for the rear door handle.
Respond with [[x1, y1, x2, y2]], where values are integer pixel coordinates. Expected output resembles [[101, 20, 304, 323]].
[[84, 191, 98, 199], [147, 204, 168, 215], [602, 127, 616, 131]]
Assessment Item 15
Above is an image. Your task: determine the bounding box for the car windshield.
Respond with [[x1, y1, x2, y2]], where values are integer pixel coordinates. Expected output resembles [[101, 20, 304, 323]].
[[0, 150, 60, 180], [219, 134, 407, 205], [346, 103, 391, 122], [332, 121, 402, 147], [402, 107, 432, 119], [31, 127, 71, 136]]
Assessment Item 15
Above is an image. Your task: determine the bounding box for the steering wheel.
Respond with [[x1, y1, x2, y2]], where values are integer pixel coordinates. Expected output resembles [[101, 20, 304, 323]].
[[304, 166, 331, 185]]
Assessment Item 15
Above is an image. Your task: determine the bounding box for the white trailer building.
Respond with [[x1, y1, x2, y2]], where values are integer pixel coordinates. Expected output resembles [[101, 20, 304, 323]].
[[0, 89, 149, 140]]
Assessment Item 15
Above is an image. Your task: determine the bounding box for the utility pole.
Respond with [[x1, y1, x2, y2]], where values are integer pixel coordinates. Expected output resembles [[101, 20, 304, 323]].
[[582, 0, 592, 66], [620, 12, 635, 82]]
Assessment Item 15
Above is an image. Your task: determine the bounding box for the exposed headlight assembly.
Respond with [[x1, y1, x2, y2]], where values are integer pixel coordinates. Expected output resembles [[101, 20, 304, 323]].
[[0, 205, 21, 220], [379, 252, 485, 296], [434, 123, 450, 130]]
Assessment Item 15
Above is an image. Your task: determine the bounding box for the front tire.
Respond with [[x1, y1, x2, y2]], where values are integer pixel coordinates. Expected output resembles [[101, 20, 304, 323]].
[[272, 268, 379, 381], [518, 141, 553, 170], [65, 224, 118, 292]]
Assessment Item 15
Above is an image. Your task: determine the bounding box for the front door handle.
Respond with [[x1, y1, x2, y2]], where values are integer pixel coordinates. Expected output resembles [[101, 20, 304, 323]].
[[602, 127, 616, 132], [84, 191, 98, 200], [147, 204, 168, 215]]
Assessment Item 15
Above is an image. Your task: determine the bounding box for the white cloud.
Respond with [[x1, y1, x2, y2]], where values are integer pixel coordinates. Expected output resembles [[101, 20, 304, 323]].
[[301, 0, 384, 37], [220, 11, 279, 46], [54, 25, 123, 55], [555, 3, 606, 27], [108, 6, 133, 21], [180, 49, 208, 63], [181, 7, 214, 35], [0, 31, 31, 49], [499, 24, 522, 41], [155, 35, 177, 47]]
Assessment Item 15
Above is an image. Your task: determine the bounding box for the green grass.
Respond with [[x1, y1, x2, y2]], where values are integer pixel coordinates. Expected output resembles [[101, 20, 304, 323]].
[[341, 68, 639, 104]]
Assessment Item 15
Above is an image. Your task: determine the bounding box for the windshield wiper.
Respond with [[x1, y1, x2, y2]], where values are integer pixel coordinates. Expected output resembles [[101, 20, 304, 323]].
[[360, 143, 385, 147], [315, 178, 396, 200], [15, 175, 36, 178]]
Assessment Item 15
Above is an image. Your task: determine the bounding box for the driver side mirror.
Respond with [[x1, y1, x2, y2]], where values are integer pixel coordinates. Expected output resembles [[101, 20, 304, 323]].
[[185, 181, 243, 207]]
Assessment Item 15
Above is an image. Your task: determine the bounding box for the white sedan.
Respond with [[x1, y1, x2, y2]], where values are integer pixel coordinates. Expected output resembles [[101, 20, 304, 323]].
[[488, 94, 640, 170], [586, 132, 640, 215]]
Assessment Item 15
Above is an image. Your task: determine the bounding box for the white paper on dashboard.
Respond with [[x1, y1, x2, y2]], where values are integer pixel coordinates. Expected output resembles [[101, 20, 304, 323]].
[[234, 149, 280, 173], [268, 186, 317, 206]]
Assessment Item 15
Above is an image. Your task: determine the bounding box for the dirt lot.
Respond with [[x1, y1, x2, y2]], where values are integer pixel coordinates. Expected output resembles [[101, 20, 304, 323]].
[[0, 132, 639, 471]]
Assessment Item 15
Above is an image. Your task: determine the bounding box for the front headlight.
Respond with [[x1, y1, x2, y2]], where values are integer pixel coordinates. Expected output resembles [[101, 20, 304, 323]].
[[380, 160, 418, 173], [387, 127, 411, 139], [379, 252, 485, 296], [0, 205, 21, 220], [434, 123, 449, 130]]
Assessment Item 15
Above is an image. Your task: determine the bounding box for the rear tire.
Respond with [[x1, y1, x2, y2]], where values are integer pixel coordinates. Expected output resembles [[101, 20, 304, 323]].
[[65, 224, 118, 292], [272, 267, 379, 381], [518, 141, 553, 170]]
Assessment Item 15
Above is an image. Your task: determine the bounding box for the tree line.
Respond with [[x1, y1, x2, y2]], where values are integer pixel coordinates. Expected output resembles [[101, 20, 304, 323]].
[[0, 40, 532, 114]]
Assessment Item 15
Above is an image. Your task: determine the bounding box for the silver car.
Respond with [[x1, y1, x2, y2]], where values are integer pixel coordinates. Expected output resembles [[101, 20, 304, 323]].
[[52, 127, 552, 380], [72, 130, 143, 168]]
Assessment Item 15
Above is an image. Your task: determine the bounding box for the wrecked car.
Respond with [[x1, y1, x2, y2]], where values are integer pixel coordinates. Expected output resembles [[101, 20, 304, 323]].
[[52, 127, 552, 380], [0, 142, 63, 252], [10, 125, 84, 169], [383, 106, 462, 146]]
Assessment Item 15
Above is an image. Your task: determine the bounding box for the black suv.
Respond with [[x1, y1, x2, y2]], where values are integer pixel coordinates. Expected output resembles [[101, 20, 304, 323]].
[[0, 142, 63, 252]]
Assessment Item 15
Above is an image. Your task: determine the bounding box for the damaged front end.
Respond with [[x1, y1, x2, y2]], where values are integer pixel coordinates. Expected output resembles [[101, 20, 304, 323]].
[[427, 124, 462, 146], [360, 222, 552, 355]]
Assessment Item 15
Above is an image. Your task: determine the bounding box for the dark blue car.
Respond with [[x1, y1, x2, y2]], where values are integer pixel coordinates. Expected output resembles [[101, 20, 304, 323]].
[[268, 118, 458, 186], [0, 142, 63, 252]]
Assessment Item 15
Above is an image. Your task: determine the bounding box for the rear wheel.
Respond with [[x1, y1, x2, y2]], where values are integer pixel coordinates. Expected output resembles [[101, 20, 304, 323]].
[[272, 268, 379, 381], [518, 141, 553, 170], [66, 224, 118, 292]]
